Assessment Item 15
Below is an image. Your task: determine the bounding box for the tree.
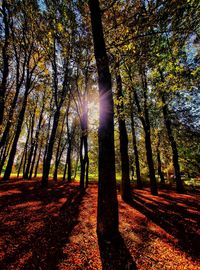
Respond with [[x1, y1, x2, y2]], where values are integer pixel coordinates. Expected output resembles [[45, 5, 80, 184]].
[[89, 0, 119, 238], [115, 60, 132, 201]]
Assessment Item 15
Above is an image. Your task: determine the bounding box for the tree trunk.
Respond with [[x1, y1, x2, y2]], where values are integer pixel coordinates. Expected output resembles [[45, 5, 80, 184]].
[[161, 93, 184, 193], [67, 140, 72, 182], [0, 137, 13, 176], [157, 137, 165, 184], [42, 109, 60, 187], [89, 0, 119, 239], [3, 93, 28, 180], [17, 146, 26, 178], [80, 135, 85, 189], [63, 149, 68, 181], [130, 111, 142, 189], [29, 142, 38, 179], [0, 83, 21, 149], [24, 108, 37, 179], [53, 113, 65, 181], [73, 151, 79, 180], [34, 145, 42, 178], [0, 0, 10, 125], [115, 62, 132, 201], [144, 125, 158, 195]]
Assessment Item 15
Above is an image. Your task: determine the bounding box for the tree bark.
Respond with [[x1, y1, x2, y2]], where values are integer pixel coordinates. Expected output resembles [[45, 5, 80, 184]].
[[42, 109, 60, 187], [157, 136, 165, 184], [161, 93, 184, 193], [53, 114, 65, 181], [28, 101, 44, 179], [115, 62, 132, 201], [130, 111, 142, 189], [34, 144, 42, 178], [24, 107, 37, 179], [3, 92, 28, 180], [67, 139, 72, 182], [89, 0, 119, 239], [0, 0, 10, 125]]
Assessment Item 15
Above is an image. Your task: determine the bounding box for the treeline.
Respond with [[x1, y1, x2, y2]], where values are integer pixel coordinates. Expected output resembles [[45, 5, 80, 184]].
[[0, 0, 199, 199]]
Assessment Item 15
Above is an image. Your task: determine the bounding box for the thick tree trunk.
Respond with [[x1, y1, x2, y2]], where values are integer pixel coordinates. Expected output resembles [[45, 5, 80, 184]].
[[130, 112, 142, 189], [115, 63, 132, 201], [3, 93, 28, 180], [89, 0, 119, 239], [42, 109, 60, 187], [161, 93, 184, 193]]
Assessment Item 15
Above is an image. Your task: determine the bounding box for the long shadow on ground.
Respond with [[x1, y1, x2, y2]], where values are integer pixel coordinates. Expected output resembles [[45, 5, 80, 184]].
[[128, 189, 200, 259], [98, 233, 136, 270], [0, 179, 84, 270]]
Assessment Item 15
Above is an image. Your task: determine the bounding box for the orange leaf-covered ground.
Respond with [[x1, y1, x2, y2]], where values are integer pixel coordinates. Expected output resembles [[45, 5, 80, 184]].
[[0, 179, 199, 270]]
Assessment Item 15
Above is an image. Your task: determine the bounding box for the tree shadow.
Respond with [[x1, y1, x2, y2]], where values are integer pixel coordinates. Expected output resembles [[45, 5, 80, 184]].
[[0, 180, 85, 270], [98, 233, 137, 270], [128, 190, 200, 259]]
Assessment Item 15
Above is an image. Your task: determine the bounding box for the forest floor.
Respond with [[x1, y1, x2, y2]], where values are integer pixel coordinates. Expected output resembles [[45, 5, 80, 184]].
[[0, 178, 199, 270]]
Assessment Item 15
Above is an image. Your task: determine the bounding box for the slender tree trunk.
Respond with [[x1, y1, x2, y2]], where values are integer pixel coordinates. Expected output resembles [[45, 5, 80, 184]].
[[85, 136, 89, 188], [73, 151, 79, 180], [3, 93, 28, 180], [0, 146, 7, 175], [80, 135, 85, 189], [0, 0, 10, 125], [157, 147, 165, 184], [67, 140, 72, 182], [23, 121, 31, 178], [53, 113, 65, 181], [63, 149, 68, 181], [131, 83, 157, 195], [157, 135, 165, 184], [34, 144, 42, 178], [0, 84, 22, 149], [142, 70, 158, 195], [144, 124, 158, 195], [115, 62, 132, 201], [17, 146, 26, 178], [29, 143, 38, 179], [24, 108, 37, 179], [130, 111, 142, 188], [161, 93, 184, 193], [89, 0, 119, 238], [0, 138, 13, 176], [42, 109, 60, 187]]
